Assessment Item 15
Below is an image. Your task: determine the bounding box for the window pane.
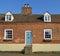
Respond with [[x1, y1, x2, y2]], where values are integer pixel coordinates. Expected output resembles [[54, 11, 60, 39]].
[[45, 35, 51, 38], [45, 16, 47, 21], [8, 15, 11, 20], [48, 16, 50, 21], [45, 32, 49, 34], [6, 30, 12, 39], [45, 31, 51, 39], [6, 15, 11, 21], [8, 36, 12, 38]]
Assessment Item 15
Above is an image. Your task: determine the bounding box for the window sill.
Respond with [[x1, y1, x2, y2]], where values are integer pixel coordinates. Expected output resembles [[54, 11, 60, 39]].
[[44, 21, 51, 22], [3, 39, 12, 41], [43, 39, 52, 42]]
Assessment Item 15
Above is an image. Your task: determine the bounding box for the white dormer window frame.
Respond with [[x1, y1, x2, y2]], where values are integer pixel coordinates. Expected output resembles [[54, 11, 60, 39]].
[[44, 12, 51, 22], [5, 15, 12, 21], [5, 12, 14, 22]]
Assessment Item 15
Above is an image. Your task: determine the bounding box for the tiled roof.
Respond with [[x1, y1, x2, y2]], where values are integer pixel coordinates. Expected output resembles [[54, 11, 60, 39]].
[[0, 14, 60, 23]]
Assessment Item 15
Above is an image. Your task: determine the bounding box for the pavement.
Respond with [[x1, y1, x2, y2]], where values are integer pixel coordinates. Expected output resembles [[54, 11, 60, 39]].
[[0, 52, 60, 56]]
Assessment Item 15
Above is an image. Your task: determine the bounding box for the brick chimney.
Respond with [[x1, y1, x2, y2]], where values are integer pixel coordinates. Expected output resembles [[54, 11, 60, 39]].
[[21, 4, 32, 15]]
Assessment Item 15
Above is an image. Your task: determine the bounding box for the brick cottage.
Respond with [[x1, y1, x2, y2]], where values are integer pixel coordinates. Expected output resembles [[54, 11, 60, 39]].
[[0, 4, 60, 52]]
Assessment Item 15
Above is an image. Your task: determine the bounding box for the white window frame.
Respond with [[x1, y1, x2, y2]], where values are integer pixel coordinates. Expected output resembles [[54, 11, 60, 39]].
[[25, 30, 32, 45], [44, 12, 51, 22], [44, 29, 52, 40], [4, 29, 13, 40], [44, 15, 51, 22], [5, 15, 12, 22]]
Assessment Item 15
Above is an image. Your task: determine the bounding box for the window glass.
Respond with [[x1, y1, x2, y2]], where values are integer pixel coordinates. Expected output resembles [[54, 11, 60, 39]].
[[5, 29, 13, 40], [45, 16, 47, 21], [48, 16, 50, 21], [45, 31, 51, 38], [44, 15, 51, 22], [8, 15, 11, 20], [6, 15, 11, 21], [44, 29, 52, 40]]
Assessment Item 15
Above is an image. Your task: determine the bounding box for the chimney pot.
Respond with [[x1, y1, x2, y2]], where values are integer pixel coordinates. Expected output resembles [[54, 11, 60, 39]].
[[24, 4, 27, 7], [27, 4, 29, 7]]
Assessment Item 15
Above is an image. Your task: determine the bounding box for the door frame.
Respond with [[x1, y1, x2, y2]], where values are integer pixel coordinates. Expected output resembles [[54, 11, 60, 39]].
[[25, 30, 32, 45]]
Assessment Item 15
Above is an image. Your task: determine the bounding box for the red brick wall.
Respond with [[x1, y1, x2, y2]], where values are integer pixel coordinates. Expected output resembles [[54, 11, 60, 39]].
[[0, 22, 60, 44]]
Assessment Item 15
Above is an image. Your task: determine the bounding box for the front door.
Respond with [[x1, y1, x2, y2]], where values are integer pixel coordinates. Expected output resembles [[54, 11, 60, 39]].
[[25, 31, 32, 45]]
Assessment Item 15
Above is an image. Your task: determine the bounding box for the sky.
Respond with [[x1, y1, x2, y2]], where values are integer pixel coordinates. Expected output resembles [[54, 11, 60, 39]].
[[0, 0, 60, 14]]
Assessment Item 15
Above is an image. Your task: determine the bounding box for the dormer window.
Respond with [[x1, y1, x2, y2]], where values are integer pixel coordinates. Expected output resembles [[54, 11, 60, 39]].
[[6, 15, 11, 21], [44, 12, 51, 22], [5, 11, 14, 22]]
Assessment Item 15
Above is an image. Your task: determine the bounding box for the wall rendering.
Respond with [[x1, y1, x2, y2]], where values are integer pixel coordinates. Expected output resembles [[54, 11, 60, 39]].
[[0, 44, 25, 51], [0, 44, 60, 52], [32, 44, 60, 52]]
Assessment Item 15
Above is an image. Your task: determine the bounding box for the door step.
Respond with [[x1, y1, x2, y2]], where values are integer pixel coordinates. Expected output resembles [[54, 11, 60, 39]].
[[24, 45, 32, 54]]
